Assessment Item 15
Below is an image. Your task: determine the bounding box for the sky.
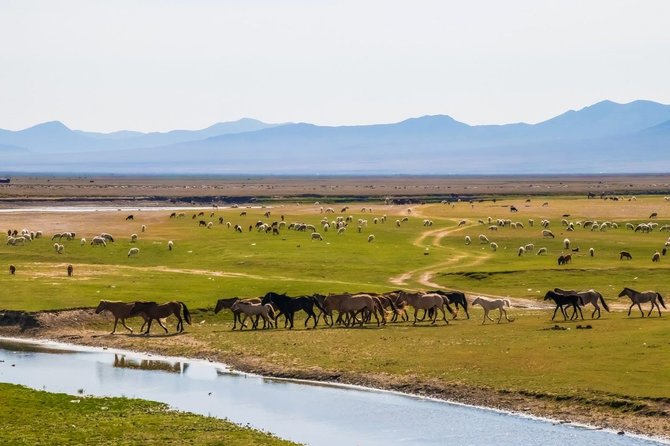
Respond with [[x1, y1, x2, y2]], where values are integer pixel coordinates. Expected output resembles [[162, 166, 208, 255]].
[[1, 0, 669, 132]]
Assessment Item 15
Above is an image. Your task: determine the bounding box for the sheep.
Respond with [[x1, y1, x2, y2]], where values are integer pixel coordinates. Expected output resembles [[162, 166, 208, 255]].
[[322, 223, 330, 232], [91, 236, 107, 247], [589, 247, 594, 257], [207, 222, 213, 229], [9, 264, 16, 275], [465, 236, 471, 245], [536, 247, 547, 255], [100, 233, 114, 242], [524, 243, 534, 252], [128, 247, 140, 258], [35, 231, 42, 239], [395, 220, 401, 227], [80, 238, 86, 246], [541, 220, 550, 228], [67, 264, 73, 277], [479, 234, 489, 244], [337, 227, 346, 235], [625, 222, 635, 230], [227, 222, 232, 228], [490, 242, 498, 251], [130, 234, 138, 243], [542, 230, 555, 238], [652, 251, 661, 262], [563, 238, 570, 249], [488, 225, 498, 231], [528, 219, 534, 227], [458, 219, 467, 227], [141, 224, 146, 232], [53, 242, 60, 252], [168, 240, 174, 251], [373, 218, 379, 224], [311, 232, 323, 241], [367, 234, 375, 242], [518, 246, 525, 256], [56, 244, 64, 254]]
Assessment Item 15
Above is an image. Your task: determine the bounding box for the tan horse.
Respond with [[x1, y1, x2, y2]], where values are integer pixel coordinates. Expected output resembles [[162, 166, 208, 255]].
[[397, 291, 449, 325], [214, 297, 261, 329], [95, 300, 151, 334], [231, 301, 275, 330], [129, 301, 191, 334], [322, 293, 383, 327]]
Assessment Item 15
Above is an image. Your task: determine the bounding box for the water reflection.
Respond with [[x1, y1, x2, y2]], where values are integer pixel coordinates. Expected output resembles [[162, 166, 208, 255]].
[[113, 354, 188, 374]]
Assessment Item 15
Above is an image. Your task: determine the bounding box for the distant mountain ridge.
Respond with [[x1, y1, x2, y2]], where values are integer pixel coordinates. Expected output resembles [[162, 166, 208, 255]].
[[2, 100, 670, 174]]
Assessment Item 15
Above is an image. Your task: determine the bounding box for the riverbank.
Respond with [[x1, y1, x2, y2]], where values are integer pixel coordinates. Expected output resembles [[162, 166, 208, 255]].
[[0, 308, 668, 441]]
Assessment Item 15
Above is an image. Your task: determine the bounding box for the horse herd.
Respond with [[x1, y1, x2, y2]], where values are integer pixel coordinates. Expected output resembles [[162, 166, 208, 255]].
[[94, 286, 665, 335]]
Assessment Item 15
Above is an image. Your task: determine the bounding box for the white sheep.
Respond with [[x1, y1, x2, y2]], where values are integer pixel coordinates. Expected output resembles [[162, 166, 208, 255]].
[[589, 247, 594, 257], [518, 246, 525, 256], [528, 219, 534, 227], [80, 238, 86, 246], [130, 234, 138, 243], [458, 219, 467, 227], [488, 225, 498, 231], [337, 227, 346, 235], [168, 240, 174, 251], [524, 243, 534, 252], [465, 236, 471, 245], [91, 236, 107, 247], [128, 247, 140, 257], [542, 230, 555, 238], [395, 220, 401, 227], [563, 238, 570, 249], [57, 244, 64, 254], [311, 232, 323, 241], [207, 222, 213, 229], [536, 247, 547, 255], [367, 234, 375, 242], [141, 224, 146, 232], [490, 242, 498, 251], [479, 234, 489, 244]]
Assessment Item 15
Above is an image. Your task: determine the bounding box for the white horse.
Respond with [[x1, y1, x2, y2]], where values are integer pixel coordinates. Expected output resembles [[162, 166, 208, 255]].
[[472, 296, 512, 324]]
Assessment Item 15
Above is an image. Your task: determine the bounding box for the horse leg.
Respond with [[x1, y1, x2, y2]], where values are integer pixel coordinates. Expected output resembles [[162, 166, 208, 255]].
[[577, 305, 584, 320], [503, 307, 510, 322], [463, 304, 470, 320], [144, 318, 153, 335], [481, 309, 487, 325], [413, 308, 419, 326], [440, 306, 448, 325], [628, 302, 634, 317], [657, 301, 662, 317], [497, 308, 503, 323], [239, 314, 247, 330], [111, 317, 119, 334], [648, 302, 655, 318], [176, 314, 183, 333], [486, 309, 495, 322], [637, 303, 644, 318], [288, 311, 295, 329], [551, 306, 559, 321], [157, 318, 168, 334], [121, 318, 133, 334]]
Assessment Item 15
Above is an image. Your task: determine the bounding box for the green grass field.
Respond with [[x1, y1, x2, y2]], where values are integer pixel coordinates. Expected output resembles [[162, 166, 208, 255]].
[[0, 383, 296, 445], [1, 195, 669, 427]]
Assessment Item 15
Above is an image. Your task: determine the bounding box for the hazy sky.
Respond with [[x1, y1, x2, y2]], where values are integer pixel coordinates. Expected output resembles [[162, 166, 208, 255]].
[[1, 0, 669, 132]]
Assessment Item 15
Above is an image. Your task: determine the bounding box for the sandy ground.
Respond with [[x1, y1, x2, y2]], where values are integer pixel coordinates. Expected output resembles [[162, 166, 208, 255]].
[[0, 309, 668, 441], [1, 174, 670, 204]]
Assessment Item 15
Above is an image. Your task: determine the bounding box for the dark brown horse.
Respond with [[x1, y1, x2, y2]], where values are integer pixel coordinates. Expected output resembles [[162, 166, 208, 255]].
[[95, 300, 151, 334], [130, 301, 191, 334]]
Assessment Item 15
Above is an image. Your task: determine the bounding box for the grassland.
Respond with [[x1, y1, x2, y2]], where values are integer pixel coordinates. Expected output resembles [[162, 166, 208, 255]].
[[0, 383, 296, 445], [1, 194, 670, 437]]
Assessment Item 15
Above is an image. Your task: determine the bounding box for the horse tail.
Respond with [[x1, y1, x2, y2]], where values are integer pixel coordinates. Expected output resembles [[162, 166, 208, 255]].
[[504, 299, 511, 308], [386, 296, 398, 314], [445, 301, 457, 317], [461, 293, 468, 311], [598, 293, 610, 312], [311, 296, 327, 314], [180, 302, 192, 325], [266, 304, 275, 320], [657, 293, 667, 309]]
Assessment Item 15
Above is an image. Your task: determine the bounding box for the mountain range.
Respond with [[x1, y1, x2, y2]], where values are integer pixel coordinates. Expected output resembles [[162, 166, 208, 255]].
[[2, 100, 669, 175]]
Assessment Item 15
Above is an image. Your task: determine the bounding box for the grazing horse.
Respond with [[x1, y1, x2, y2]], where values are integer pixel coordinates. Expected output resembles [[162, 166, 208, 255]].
[[397, 291, 449, 325], [231, 301, 275, 329], [214, 297, 261, 330], [543, 290, 583, 321], [95, 300, 151, 334], [557, 254, 572, 265], [620, 251, 633, 260], [261, 292, 324, 329], [471, 296, 511, 324], [554, 288, 609, 319], [618, 287, 666, 317], [129, 301, 191, 334]]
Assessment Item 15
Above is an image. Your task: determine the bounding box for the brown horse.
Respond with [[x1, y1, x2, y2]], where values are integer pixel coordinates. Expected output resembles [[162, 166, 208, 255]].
[[95, 300, 151, 334], [214, 297, 261, 329], [130, 301, 191, 334], [397, 291, 449, 325], [322, 293, 383, 327]]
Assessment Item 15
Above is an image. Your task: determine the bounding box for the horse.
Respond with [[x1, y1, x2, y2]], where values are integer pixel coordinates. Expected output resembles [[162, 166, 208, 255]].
[[321, 293, 384, 327], [129, 301, 191, 334], [553, 288, 609, 319], [66, 264, 74, 277], [214, 297, 261, 329], [9, 264, 15, 275], [95, 300, 151, 334], [261, 292, 324, 329], [231, 301, 275, 330], [397, 291, 449, 325], [430, 290, 467, 319], [557, 254, 572, 265], [471, 296, 512, 324], [620, 251, 633, 260], [618, 287, 666, 317], [543, 290, 583, 321]]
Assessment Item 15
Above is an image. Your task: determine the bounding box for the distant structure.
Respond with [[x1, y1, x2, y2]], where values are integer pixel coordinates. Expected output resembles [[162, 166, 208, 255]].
[[0, 178, 10, 184]]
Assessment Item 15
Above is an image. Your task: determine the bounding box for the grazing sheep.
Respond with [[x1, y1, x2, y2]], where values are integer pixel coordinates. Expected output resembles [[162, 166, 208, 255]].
[[465, 236, 471, 245], [652, 251, 661, 262], [518, 246, 525, 256], [35, 231, 42, 238], [541, 220, 550, 228], [141, 224, 146, 232], [207, 222, 213, 229], [563, 238, 571, 249], [395, 220, 401, 227], [458, 219, 467, 227], [9, 264, 16, 275], [528, 219, 534, 227], [488, 225, 498, 231], [100, 233, 114, 242], [524, 243, 534, 252], [53, 242, 60, 252], [373, 218, 379, 224], [168, 240, 174, 251], [130, 234, 138, 243], [311, 232, 323, 241], [67, 264, 73, 277], [337, 227, 346, 235], [536, 247, 547, 255], [367, 234, 375, 242], [56, 244, 64, 254], [625, 222, 635, 230], [128, 247, 140, 258], [589, 247, 595, 257], [542, 230, 555, 238], [91, 236, 107, 247], [490, 242, 498, 251], [479, 234, 489, 244], [80, 238, 86, 246]]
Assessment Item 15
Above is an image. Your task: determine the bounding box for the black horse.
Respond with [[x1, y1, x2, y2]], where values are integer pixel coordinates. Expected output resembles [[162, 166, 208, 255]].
[[543, 290, 584, 321], [430, 290, 468, 319], [261, 292, 325, 329]]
